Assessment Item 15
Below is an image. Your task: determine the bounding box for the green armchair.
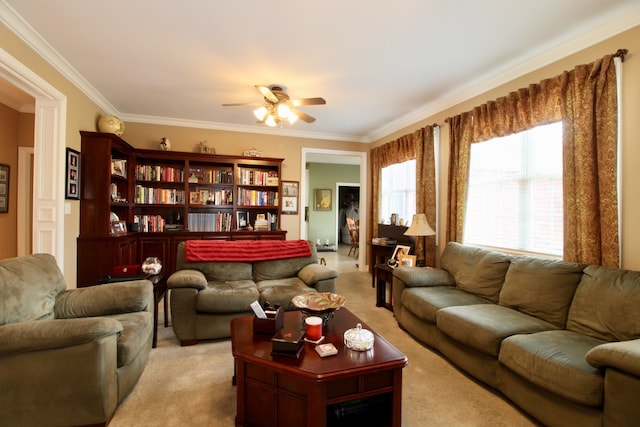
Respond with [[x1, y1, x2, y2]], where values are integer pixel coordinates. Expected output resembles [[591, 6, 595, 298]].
[[0, 254, 154, 427]]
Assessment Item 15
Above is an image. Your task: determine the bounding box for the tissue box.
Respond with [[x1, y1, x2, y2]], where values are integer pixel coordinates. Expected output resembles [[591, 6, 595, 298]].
[[253, 307, 284, 334]]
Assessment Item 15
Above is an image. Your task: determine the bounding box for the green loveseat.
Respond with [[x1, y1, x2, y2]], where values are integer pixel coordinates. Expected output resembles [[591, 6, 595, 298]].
[[168, 240, 338, 345], [393, 242, 640, 427], [0, 253, 154, 427]]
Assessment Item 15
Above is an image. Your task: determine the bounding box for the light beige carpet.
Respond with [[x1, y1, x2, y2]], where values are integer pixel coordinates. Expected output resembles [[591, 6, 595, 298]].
[[110, 253, 539, 426]]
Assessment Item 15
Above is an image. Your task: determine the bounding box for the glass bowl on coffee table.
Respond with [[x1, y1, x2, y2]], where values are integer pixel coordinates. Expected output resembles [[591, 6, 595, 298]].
[[291, 292, 346, 325]]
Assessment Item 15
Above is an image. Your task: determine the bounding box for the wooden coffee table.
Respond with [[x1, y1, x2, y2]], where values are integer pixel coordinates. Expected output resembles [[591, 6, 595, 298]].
[[231, 307, 408, 427]]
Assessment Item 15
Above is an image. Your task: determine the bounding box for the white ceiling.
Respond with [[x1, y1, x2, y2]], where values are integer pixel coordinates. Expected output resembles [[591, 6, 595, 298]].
[[2, 0, 640, 142]]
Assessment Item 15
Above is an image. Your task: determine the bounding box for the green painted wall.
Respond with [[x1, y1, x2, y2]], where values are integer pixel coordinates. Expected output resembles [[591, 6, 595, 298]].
[[307, 163, 360, 245]]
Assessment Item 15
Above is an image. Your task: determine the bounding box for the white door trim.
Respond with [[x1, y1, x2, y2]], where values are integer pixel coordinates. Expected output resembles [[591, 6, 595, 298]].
[[0, 46, 67, 270]]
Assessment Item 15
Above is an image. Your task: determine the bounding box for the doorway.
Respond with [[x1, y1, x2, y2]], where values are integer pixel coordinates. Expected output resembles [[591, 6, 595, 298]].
[[301, 148, 367, 272]]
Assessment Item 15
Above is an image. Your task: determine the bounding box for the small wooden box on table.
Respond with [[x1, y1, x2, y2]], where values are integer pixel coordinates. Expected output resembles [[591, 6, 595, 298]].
[[231, 308, 407, 427]]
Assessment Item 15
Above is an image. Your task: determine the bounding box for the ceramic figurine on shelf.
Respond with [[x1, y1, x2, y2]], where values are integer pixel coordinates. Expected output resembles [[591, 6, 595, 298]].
[[160, 137, 171, 151]]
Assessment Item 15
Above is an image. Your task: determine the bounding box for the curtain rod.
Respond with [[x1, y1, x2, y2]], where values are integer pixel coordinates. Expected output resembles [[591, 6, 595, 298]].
[[614, 48, 628, 62]]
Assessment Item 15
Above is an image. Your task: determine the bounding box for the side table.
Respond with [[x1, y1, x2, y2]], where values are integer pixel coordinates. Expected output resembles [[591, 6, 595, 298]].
[[98, 273, 168, 348], [373, 263, 395, 311]]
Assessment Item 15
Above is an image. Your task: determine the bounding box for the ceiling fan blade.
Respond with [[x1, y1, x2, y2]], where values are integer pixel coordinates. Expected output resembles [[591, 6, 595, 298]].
[[255, 85, 279, 104], [290, 107, 316, 123], [222, 102, 264, 107], [291, 97, 326, 107]]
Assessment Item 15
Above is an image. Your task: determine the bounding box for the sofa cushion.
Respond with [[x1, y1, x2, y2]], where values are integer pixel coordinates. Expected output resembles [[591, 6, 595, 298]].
[[437, 304, 558, 356], [401, 286, 490, 323], [198, 262, 253, 282], [0, 254, 66, 325], [253, 254, 317, 282], [257, 278, 317, 308], [567, 265, 640, 341], [440, 242, 511, 303], [499, 330, 606, 407], [111, 311, 153, 367], [499, 256, 585, 328], [196, 280, 259, 313]]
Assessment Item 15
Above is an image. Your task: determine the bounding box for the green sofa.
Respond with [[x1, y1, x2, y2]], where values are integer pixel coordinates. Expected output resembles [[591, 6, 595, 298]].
[[393, 242, 640, 427], [0, 253, 154, 427], [167, 240, 338, 345]]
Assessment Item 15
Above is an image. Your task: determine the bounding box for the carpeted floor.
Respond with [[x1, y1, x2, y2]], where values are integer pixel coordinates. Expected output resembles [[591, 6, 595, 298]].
[[110, 247, 539, 426]]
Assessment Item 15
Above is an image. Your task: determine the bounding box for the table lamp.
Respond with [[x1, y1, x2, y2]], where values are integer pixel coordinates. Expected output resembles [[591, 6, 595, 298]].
[[404, 213, 436, 267]]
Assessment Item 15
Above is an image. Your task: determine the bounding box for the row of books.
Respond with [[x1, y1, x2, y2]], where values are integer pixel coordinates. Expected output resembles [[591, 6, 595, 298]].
[[188, 168, 234, 184], [187, 212, 233, 232], [236, 189, 278, 206], [237, 168, 279, 186], [133, 215, 166, 232], [135, 164, 183, 182], [135, 186, 186, 205]]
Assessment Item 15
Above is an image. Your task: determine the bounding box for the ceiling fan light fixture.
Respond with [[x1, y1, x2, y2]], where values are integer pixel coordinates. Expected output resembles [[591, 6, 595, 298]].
[[253, 106, 268, 121], [265, 114, 278, 127], [287, 112, 299, 125], [277, 103, 291, 118]]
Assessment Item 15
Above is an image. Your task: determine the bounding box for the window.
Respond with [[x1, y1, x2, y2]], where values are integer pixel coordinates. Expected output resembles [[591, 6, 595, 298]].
[[463, 122, 563, 256], [380, 159, 416, 224]]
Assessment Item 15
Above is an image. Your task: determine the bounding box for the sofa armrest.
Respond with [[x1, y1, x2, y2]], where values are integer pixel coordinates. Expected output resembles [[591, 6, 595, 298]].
[[393, 267, 455, 288], [586, 339, 640, 376], [298, 263, 339, 286], [167, 269, 207, 290], [0, 317, 122, 356], [54, 280, 153, 319]]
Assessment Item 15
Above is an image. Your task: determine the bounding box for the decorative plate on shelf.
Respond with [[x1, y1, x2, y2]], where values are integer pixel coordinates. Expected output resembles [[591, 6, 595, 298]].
[[110, 212, 119, 223], [291, 292, 346, 315]]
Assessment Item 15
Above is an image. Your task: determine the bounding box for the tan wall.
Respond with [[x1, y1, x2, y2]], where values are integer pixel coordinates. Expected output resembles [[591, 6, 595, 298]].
[[370, 25, 640, 270], [0, 102, 19, 259]]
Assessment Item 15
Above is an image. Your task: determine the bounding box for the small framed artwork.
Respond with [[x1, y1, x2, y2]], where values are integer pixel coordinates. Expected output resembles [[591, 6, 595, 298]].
[[65, 148, 80, 200], [237, 211, 249, 229], [190, 191, 202, 205], [110, 220, 127, 235], [314, 188, 332, 211], [399, 254, 417, 267], [0, 163, 8, 213], [198, 188, 210, 204], [282, 181, 299, 215]]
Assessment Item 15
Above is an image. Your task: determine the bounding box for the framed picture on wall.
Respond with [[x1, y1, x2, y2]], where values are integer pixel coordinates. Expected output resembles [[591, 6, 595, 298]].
[[0, 163, 9, 213], [314, 188, 332, 211], [282, 181, 299, 215], [65, 148, 80, 200]]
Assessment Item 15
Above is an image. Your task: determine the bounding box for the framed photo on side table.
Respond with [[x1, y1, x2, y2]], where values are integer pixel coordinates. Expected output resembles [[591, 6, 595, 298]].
[[0, 163, 9, 213], [281, 181, 299, 215], [388, 244, 412, 267], [399, 254, 417, 267], [65, 148, 80, 200]]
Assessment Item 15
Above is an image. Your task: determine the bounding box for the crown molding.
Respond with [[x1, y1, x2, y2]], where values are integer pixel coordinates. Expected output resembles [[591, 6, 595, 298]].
[[118, 113, 368, 143]]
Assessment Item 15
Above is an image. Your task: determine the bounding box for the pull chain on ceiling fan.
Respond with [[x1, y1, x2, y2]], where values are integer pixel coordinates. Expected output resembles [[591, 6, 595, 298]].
[[222, 85, 326, 127]]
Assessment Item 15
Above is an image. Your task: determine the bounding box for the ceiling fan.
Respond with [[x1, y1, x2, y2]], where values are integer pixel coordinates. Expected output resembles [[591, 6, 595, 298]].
[[222, 85, 326, 127]]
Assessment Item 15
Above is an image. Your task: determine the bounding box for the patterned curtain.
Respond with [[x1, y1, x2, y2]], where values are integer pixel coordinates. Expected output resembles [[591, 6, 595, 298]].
[[446, 52, 622, 266], [415, 126, 437, 266], [370, 126, 437, 266]]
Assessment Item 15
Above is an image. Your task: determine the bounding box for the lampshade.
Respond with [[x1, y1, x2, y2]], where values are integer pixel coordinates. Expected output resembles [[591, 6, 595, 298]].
[[404, 213, 435, 236], [253, 106, 268, 121]]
